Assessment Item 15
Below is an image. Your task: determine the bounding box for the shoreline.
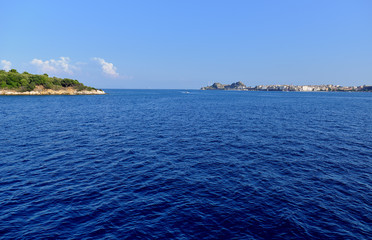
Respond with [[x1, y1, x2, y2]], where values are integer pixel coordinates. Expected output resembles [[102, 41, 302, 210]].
[[0, 88, 106, 96], [200, 89, 372, 92]]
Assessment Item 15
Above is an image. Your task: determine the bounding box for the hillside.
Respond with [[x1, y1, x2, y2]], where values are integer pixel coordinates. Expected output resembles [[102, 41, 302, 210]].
[[0, 69, 103, 94]]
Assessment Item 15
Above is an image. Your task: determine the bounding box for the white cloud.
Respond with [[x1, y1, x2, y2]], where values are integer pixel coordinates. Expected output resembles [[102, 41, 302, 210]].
[[93, 57, 119, 77], [1, 60, 12, 71], [30, 57, 76, 74]]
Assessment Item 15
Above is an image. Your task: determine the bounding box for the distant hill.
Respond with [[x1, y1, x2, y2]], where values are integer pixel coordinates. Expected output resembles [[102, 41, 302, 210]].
[[201, 81, 249, 90], [0, 69, 105, 95]]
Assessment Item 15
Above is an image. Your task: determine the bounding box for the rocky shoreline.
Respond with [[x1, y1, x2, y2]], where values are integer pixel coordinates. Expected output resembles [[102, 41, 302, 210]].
[[0, 86, 106, 95]]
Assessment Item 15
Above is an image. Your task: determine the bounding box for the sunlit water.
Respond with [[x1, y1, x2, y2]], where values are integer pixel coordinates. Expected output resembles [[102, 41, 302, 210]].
[[0, 90, 371, 239]]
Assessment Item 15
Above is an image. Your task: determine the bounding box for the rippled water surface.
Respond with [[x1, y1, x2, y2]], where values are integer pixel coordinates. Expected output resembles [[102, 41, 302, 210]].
[[0, 90, 371, 239]]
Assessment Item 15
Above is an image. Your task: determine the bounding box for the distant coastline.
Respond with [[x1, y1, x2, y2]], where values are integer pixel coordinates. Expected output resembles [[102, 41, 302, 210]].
[[201, 82, 372, 92], [0, 69, 105, 95]]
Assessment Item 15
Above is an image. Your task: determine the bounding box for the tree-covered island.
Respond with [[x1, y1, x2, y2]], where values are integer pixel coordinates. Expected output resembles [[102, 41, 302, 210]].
[[0, 69, 105, 95]]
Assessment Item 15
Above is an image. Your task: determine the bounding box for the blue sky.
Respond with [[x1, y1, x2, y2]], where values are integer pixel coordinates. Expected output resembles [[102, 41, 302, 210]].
[[1, 0, 371, 89]]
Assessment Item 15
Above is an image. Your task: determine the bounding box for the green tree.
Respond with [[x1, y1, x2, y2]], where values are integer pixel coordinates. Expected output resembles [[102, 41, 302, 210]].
[[0, 81, 7, 88], [26, 82, 36, 91], [43, 81, 53, 89], [20, 79, 28, 86]]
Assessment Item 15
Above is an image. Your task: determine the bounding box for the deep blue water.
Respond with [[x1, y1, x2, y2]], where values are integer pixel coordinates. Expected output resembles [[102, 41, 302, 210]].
[[0, 90, 371, 239]]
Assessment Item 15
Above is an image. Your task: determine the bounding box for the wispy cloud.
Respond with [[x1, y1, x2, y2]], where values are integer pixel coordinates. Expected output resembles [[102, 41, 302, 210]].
[[30, 57, 77, 74], [93, 57, 119, 77], [1, 60, 12, 71]]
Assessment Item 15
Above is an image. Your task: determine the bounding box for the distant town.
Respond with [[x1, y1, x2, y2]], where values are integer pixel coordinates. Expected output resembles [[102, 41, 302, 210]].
[[201, 82, 372, 92]]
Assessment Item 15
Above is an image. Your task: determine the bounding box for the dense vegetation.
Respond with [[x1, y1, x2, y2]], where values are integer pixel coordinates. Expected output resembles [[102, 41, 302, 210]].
[[0, 69, 96, 92]]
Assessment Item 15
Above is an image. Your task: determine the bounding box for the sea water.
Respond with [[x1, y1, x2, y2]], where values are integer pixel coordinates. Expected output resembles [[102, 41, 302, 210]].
[[0, 90, 371, 239]]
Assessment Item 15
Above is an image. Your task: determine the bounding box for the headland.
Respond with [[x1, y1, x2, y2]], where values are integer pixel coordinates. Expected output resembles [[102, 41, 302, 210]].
[[0, 69, 105, 95]]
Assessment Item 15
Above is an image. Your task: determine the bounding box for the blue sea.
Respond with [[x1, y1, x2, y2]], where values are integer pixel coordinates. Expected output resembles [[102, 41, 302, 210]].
[[0, 90, 371, 239]]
